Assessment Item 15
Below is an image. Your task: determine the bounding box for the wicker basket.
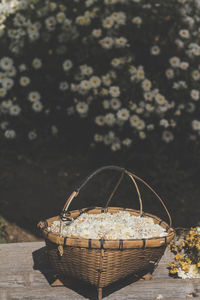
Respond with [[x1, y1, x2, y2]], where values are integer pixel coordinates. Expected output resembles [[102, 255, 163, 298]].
[[38, 166, 175, 300]]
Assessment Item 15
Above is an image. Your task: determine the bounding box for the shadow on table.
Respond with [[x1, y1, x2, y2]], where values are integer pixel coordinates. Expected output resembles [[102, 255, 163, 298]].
[[32, 246, 153, 300]]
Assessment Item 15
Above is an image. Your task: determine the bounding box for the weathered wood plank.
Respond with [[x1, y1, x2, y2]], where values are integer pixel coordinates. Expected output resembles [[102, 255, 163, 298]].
[[0, 242, 199, 300], [0, 242, 173, 275], [0, 279, 200, 300], [0, 242, 46, 271]]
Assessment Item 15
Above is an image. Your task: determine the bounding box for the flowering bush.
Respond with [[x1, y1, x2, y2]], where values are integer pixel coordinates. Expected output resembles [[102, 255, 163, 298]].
[[0, 0, 200, 150], [169, 227, 200, 279]]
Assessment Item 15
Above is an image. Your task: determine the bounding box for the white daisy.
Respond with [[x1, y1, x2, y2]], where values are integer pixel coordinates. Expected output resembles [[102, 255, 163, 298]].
[[92, 29, 102, 38], [32, 101, 43, 112], [129, 65, 137, 74], [45, 16, 56, 31], [7, 66, 17, 77], [139, 131, 146, 139], [170, 119, 177, 127], [89, 76, 101, 88], [122, 138, 132, 146], [117, 108, 130, 121], [4, 129, 16, 139], [18, 64, 27, 72], [56, 12, 66, 23], [2, 78, 14, 90], [111, 98, 121, 110], [147, 124, 154, 131], [136, 67, 145, 80], [28, 91, 41, 102], [111, 12, 126, 25], [102, 17, 114, 29], [0, 87, 6, 97], [191, 70, 200, 81], [144, 91, 153, 101], [95, 116, 105, 126], [27, 24, 40, 34], [59, 81, 69, 91], [63, 59, 73, 71], [141, 79, 152, 91], [115, 37, 128, 48], [150, 45, 161, 55], [102, 100, 110, 109], [32, 58, 42, 69], [155, 94, 166, 105], [80, 80, 91, 90], [160, 119, 169, 128], [105, 113, 116, 126], [180, 62, 189, 70], [129, 101, 137, 110], [137, 119, 145, 130], [145, 103, 154, 112], [109, 86, 120, 97], [9, 104, 21, 116], [130, 114, 140, 127], [132, 16, 142, 26], [0, 121, 9, 130], [174, 39, 184, 49], [76, 102, 89, 115], [111, 58, 121, 68], [103, 133, 113, 145], [179, 29, 190, 39], [75, 16, 89, 26], [111, 142, 121, 151], [190, 89, 199, 101], [28, 131, 37, 140], [162, 130, 174, 143], [169, 56, 180, 68], [80, 65, 93, 76], [136, 107, 144, 114], [1, 100, 12, 109], [0, 57, 13, 71], [94, 134, 103, 142], [102, 74, 112, 86], [0, 72, 6, 82], [28, 31, 40, 41], [99, 37, 114, 49]]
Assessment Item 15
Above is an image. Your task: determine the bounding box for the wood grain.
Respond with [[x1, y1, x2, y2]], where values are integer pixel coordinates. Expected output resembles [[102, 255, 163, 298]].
[[0, 242, 199, 300]]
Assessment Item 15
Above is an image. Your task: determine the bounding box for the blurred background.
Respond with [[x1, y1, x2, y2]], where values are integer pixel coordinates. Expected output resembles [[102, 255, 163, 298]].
[[0, 0, 200, 243]]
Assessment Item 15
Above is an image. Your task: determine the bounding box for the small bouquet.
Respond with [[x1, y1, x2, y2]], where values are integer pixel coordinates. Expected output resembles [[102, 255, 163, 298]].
[[169, 227, 200, 279]]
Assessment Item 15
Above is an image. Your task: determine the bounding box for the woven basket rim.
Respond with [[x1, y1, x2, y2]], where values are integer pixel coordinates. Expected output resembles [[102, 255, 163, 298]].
[[38, 206, 175, 249]]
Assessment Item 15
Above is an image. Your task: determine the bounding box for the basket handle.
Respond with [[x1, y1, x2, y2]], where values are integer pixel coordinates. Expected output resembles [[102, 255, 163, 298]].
[[62, 165, 143, 216], [61, 165, 172, 227], [125, 170, 172, 227]]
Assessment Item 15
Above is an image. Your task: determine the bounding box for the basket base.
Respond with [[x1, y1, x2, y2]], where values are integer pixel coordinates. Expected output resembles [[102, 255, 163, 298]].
[[51, 276, 102, 300]]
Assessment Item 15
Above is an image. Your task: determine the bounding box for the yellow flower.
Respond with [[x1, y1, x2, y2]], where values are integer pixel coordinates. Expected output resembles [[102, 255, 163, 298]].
[[181, 241, 185, 247], [175, 253, 183, 261], [182, 264, 190, 273], [169, 267, 178, 274]]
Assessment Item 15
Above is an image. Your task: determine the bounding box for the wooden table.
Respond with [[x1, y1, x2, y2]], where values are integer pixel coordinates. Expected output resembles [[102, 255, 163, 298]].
[[0, 242, 199, 300]]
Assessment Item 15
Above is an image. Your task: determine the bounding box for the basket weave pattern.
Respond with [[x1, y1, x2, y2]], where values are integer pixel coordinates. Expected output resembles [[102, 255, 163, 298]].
[[38, 166, 175, 300], [46, 240, 165, 288]]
